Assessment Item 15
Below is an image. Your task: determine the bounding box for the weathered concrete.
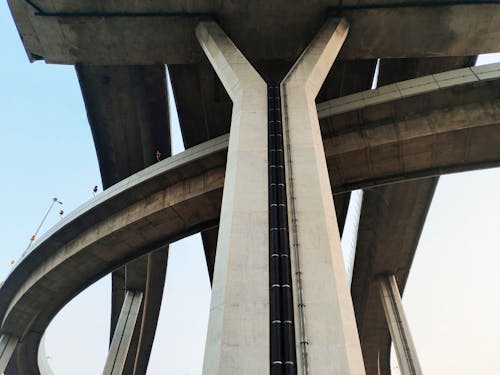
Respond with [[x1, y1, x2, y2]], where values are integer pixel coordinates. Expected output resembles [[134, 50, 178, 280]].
[[0, 335, 18, 373], [169, 57, 377, 283], [168, 62, 229, 286], [195, 21, 269, 374], [352, 179, 438, 375], [76, 64, 171, 375], [103, 290, 143, 375], [320, 63, 500, 192], [378, 275, 422, 375], [281, 18, 365, 373], [3, 50, 499, 374], [130, 247, 169, 375], [0, 136, 227, 374], [7, 1, 500, 64], [351, 56, 477, 375]]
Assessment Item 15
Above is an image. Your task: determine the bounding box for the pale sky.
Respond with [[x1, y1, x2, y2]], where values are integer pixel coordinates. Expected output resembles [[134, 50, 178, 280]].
[[1, 3, 500, 374]]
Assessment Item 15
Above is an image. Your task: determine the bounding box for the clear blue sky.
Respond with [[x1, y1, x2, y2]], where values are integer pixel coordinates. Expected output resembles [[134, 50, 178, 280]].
[[1, 2, 500, 374]]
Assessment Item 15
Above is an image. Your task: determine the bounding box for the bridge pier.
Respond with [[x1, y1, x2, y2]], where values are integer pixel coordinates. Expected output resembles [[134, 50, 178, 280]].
[[102, 290, 143, 375], [197, 18, 365, 374], [196, 21, 270, 374], [378, 275, 422, 375], [281, 18, 365, 374], [0, 334, 17, 372]]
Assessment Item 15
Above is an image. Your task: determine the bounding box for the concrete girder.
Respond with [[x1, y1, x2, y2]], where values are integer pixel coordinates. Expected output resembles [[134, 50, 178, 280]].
[[76, 64, 171, 375], [351, 56, 477, 375], [76, 65, 171, 186], [319, 63, 500, 193], [1, 60, 499, 373], [0, 136, 227, 374], [351, 179, 438, 375], [74, 63, 500, 201], [7, 1, 500, 64]]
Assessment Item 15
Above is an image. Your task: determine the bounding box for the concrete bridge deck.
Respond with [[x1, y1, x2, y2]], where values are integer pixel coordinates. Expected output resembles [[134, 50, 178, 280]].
[[8, 1, 500, 64], [1, 64, 500, 373], [3, 2, 500, 372]]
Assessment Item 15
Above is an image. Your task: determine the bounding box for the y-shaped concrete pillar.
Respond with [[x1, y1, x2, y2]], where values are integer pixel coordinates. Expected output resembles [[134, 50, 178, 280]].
[[281, 18, 366, 374], [102, 290, 143, 375], [0, 334, 17, 372], [378, 275, 422, 375], [196, 22, 269, 374]]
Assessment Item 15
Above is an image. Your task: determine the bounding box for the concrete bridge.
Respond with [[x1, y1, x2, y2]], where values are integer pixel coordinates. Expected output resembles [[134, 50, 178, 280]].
[[2, 1, 500, 374]]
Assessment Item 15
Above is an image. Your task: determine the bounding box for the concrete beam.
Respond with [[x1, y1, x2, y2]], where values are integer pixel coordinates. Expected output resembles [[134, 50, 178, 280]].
[[76, 65, 171, 187], [378, 275, 422, 375], [350, 56, 476, 375], [0, 135, 227, 374], [281, 18, 365, 373], [7, 2, 500, 64], [319, 63, 500, 192], [76, 64, 171, 375], [195, 21, 269, 374], [352, 179, 438, 375], [103, 291, 143, 375]]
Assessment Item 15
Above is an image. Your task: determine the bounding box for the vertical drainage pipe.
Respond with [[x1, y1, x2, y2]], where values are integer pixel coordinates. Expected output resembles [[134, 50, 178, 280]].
[[269, 84, 297, 375]]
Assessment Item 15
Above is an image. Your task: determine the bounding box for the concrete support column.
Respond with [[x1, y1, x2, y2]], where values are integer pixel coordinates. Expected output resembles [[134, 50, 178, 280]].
[[102, 290, 143, 375], [281, 18, 366, 374], [195, 22, 269, 374], [131, 247, 169, 375], [0, 334, 18, 372], [378, 275, 422, 375]]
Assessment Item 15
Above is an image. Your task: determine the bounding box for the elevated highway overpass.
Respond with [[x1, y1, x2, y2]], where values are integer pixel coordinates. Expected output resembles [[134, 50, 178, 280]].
[[1, 63, 500, 373], [2, 1, 500, 374]]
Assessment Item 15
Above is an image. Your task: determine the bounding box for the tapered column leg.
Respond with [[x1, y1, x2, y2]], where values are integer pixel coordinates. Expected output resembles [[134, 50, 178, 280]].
[[0, 334, 18, 372], [281, 18, 366, 374], [102, 290, 143, 375], [378, 275, 422, 375], [195, 22, 269, 374]]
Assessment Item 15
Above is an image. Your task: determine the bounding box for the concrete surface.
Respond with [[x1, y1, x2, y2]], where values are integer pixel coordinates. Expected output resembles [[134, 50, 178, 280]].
[[0, 335, 17, 373], [378, 275, 422, 375], [196, 21, 270, 374], [103, 291, 143, 375], [76, 64, 172, 375], [281, 18, 365, 374], [351, 56, 477, 375], [320, 63, 500, 192], [2, 4, 500, 370], [0, 136, 227, 374], [7, 1, 500, 64]]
